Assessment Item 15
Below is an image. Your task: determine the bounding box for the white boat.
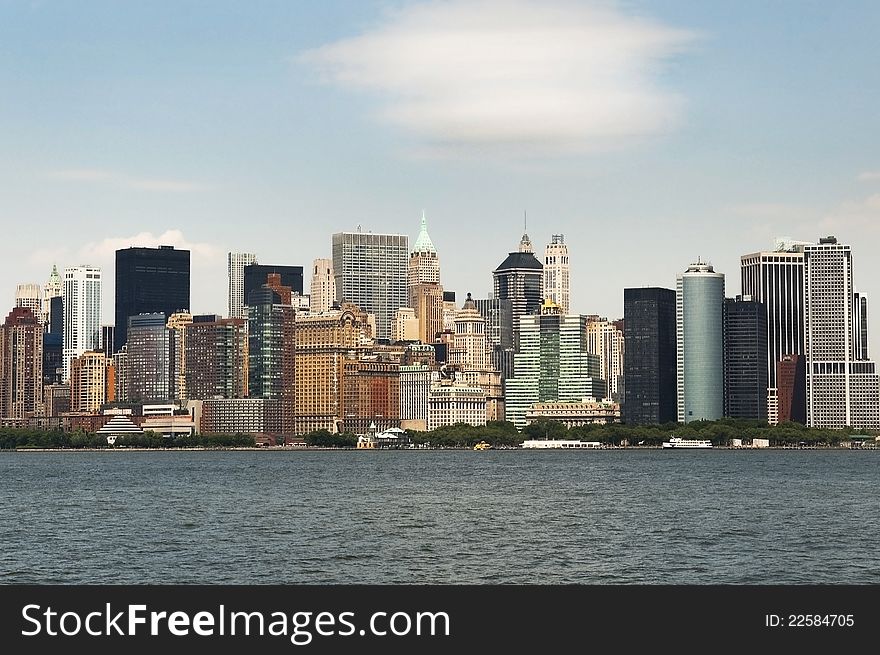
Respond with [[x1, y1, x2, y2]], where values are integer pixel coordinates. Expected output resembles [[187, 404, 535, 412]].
[[661, 436, 712, 449], [521, 439, 604, 449]]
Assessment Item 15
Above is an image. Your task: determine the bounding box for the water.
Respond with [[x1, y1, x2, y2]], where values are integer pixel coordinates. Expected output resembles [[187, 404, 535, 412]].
[[1, 449, 878, 584]]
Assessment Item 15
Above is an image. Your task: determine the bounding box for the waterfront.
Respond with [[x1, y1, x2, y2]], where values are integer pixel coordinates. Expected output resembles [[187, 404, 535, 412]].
[[1, 450, 878, 584]]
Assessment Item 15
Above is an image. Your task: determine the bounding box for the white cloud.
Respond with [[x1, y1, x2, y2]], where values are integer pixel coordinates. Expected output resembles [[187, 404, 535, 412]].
[[298, 0, 697, 157], [857, 171, 880, 182], [50, 169, 206, 192]]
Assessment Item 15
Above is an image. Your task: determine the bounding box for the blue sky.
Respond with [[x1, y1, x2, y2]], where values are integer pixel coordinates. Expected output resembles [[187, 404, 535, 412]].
[[2, 0, 879, 344]]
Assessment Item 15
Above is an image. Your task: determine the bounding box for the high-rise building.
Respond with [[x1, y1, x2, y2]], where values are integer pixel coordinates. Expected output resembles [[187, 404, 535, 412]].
[[740, 240, 807, 417], [294, 304, 372, 434], [115, 246, 190, 352], [505, 301, 605, 429], [411, 283, 444, 344], [493, 232, 543, 351], [309, 258, 336, 314], [399, 362, 432, 431], [676, 260, 725, 423], [100, 325, 115, 360], [586, 319, 625, 401], [332, 230, 408, 341], [408, 211, 440, 288], [243, 264, 303, 307], [247, 287, 296, 434], [167, 311, 194, 402], [0, 307, 43, 419], [228, 252, 257, 319], [69, 350, 109, 413], [623, 287, 677, 425], [723, 296, 768, 421], [341, 357, 400, 434], [125, 313, 171, 403], [449, 293, 488, 371], [43, 264, 62, 329], [474, 296, 515, 380], [392, 307, 419, 342], [185, 317, 248, 400], [427, 380, 487, 430], [63, 265, 102, 382], [804, 236, 880, 428], [43, 332, 63, 385], [543, 234, 570, 313], [15, 284, 42, 323], [777, 354, 806, 424]]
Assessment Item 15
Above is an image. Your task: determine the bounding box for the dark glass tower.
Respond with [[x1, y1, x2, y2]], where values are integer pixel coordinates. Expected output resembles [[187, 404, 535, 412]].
[[723, 296, 769, 421], [623, 287, 677, 425], [492, 233, 543, 352], [115, 246, 190, 352]]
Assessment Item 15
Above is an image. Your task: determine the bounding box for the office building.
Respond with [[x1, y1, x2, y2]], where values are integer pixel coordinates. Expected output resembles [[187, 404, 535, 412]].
[[228, 252, 257, 319], [332, 230, 408, 341], [723, 296, 768, 421], [586, 319, 625, 401], [243, 264, 303, 307], [185, 317, 248, 400], [310, 258, 336, 314], [125, 313, 171, 403], [63, 265, 102, 382], [493, 232, 543, 351], [69, 350, 110, 413], [623, 288, 677, 425], [543, 234, 570, 313], [115, 246, 190, 352], [43, 264, 62, 329], [247, 287, 295, 434], [15, 284, 42, 323], [804, 236, 880, 428], [341, 357, 400, 434], [0, 307, 43, 419], [777, 354, 807, 424], [505, 301, 605, 429], [677, 260, 725, 423]]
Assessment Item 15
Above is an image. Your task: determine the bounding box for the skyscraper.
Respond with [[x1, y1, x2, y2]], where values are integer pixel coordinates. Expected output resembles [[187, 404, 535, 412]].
[[804, 236, 880, 428], [408, 211, 440, 288], [543, 234, 570, 313], [247, 287, 296, 434], [310, 258, 336, 313], [332, 230, 408, 341], [723, 296, 768, 421], [0, 307, 43, 419], [505, 301, 605, 429], [228, 252, 257, 319], [243, 264, 303, 306], [63, 265, 102, 382], [449, 293, 489, 371], [622, 288, 677, 425], [69, 350, 109, 413], [408, 212, 444, 345], [493, 232, 543, 351], [185, 317, 248, 400], [15, 284, 42, 323], [115, 246, 190, 352], [125, 313, 170, 403], [677, 260, 725, 423], [741, 240, 807, 417], [852, 292, 869, 361], [43, 264, 62, 328], [586, 319, 625, 401]]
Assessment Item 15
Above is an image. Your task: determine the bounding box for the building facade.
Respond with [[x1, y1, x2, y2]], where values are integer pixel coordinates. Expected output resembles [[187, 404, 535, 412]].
[[493, 233, 543, 351], [0, 307, 43, 419], [43, 264, 62, 329], [543, 234, 570, 314], [227, 252, 257, 319], [332, 230, 408, 341], [341, 358, 400, 434], [63, 265, 102, 382], [309, 258, 336, 314], [586, 319, 625, 401], [427, 381, 487, 431], [623, 287, 677, 425], [723, 296, 768, 421], [804, 236, 880, 428], [677, 260, 725, 423], [185, 317, 248, 400], [126, 313, 171, 403], [115, 246, 190, 352], [69, 350, 109, 413]]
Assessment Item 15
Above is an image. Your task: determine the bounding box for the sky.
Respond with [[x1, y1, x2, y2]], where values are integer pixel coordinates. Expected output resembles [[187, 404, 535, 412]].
[[2, 0, 880, 344]]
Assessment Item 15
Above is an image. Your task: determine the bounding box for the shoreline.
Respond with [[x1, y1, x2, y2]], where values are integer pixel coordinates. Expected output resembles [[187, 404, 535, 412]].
[[4, 445, 876, 453]]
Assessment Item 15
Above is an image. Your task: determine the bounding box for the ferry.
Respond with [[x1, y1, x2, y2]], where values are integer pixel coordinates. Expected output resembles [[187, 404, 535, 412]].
[[661, 436, 713, 449], [473, 441, 492, 451], [521, 439, 604, 449]]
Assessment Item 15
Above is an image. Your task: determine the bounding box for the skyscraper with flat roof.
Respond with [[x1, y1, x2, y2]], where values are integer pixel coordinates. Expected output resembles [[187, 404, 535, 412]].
[[63, 265, 102, 382], [723, 296, 768, 421], [228, 252, 257, 319], [623, 287, 677, 425], [115, 246, 190, 352], [677, 260, 725, 423], [332, 230, 408, 341]]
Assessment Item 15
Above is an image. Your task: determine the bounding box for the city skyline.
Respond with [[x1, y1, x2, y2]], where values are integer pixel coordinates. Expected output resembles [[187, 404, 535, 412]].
[[2, 1, 879, 348]]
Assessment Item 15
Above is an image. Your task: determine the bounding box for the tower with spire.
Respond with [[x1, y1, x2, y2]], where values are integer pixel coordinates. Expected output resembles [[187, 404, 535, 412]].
[[544, 234, 570, 313], [408, 211, 444, 344], [493, 224, 544, 351], [43, 264, 62, 330]]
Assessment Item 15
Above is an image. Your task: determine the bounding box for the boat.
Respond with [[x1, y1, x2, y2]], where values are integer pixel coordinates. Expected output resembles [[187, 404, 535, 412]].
[[661, 436, 713, 449], [521, 439, 604, 449], [473, 441, 492, 451]]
